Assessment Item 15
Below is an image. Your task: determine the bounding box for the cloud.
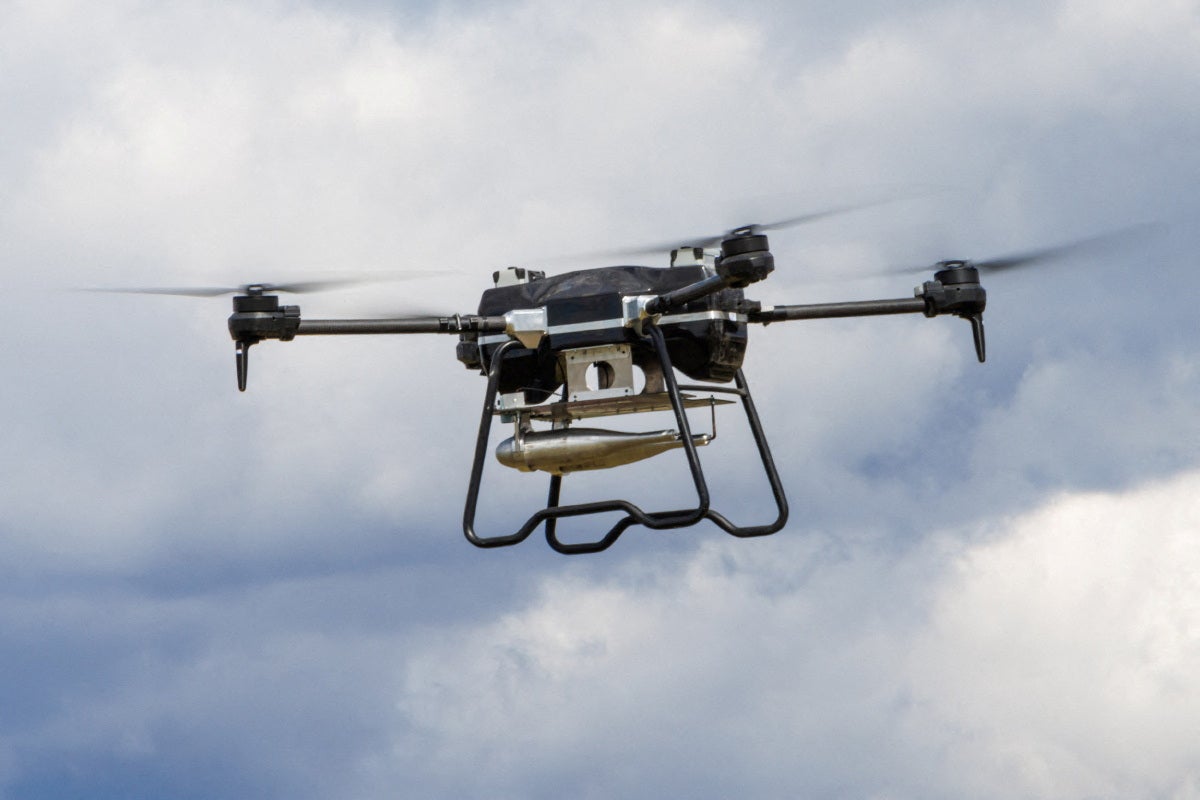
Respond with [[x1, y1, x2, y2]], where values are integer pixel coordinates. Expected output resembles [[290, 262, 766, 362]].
[[0, 0, 1198, 796], [908, 472, 1200, 798], [394, 469, 1200, 798], [968, 349, 1200, 496]]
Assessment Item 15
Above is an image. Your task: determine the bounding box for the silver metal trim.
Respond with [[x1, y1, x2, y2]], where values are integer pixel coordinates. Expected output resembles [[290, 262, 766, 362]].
[[478, 309, 746, 346], [662, 310, 746, 325]]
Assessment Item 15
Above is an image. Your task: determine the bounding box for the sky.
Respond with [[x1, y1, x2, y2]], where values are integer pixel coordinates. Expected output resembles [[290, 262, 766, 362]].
[[1, 0, 1198, 797]]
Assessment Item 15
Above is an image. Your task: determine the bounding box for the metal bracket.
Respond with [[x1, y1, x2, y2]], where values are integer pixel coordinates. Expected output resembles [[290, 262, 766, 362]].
[[561, 344, 636, 403]]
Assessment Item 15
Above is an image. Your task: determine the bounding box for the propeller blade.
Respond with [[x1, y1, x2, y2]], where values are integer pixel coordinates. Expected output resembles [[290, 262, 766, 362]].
[[555, 198, 903, 262], [81, 286, 241, 297], [79, 270, 455, 297], [972, 224, 1159, 272], [744, 199, 902, 236], [255, 278, 375, 294], [352, 305, 455, 318], [891, 223, 1161, 275]]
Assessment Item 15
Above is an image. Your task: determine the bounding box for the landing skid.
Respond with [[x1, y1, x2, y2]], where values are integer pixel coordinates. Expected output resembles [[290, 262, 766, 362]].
[[462, 323, 789, 553]]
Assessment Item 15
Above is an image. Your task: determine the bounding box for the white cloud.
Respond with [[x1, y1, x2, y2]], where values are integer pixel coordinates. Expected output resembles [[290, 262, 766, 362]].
[[910, 473, 1200, 798], [968, 349, 1200, 497], [394, 470, 1200, 798], [0, 0, 1199, 796]]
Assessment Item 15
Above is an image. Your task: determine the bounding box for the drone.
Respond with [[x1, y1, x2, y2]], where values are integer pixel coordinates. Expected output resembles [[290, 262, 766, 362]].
[[108, 214, 1126, 553]]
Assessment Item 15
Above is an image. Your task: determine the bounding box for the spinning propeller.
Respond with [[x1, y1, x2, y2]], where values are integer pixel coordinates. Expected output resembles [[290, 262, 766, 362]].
[[895, 224, 1158, 274], [87, 272, 464, 391], [578, 199, 900, 261], [85, 271, 450, 297], [93, 280, 367, 297]]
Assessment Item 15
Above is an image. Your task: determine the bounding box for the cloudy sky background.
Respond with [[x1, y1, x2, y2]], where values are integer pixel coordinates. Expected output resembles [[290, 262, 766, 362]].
[[1, 0, 1198, 797]]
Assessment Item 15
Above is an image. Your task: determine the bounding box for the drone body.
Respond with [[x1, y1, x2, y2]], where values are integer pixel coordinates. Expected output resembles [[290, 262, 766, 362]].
[[459, 259, 750, 398], [217, 224, 993, 553], [458, 259, 749, 478], [104, 211, 1136, 552]]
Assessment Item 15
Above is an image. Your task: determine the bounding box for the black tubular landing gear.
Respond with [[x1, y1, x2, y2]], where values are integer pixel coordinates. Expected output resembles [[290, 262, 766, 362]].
[[462, 324, 789, 554]]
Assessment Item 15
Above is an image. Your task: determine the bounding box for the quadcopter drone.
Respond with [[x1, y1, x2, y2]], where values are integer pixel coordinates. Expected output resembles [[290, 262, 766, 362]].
[[111, 215, 1120, 553]]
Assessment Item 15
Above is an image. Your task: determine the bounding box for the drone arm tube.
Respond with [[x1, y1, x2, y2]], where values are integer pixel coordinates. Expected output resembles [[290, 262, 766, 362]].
[[643, 231, 776, 315], [227, 309, 507, 391], [645, 274, 730, 315], [747, 297, 927, 323], [295, 316, 508, 335], [749, 278, 987, 362]]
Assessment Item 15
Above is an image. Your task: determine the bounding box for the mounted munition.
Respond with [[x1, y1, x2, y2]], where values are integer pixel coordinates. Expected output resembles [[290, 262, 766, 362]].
[[496, 427, 711, 475]]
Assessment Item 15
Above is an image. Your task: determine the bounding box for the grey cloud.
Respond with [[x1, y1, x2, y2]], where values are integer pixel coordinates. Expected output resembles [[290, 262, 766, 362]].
[[0, 0, 1198, 796], [390, 471, 1200, 798]]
